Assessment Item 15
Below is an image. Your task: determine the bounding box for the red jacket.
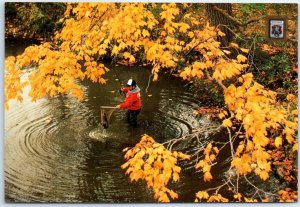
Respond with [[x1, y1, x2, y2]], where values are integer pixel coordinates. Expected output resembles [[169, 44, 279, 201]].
[[119, 86, 142, 110]]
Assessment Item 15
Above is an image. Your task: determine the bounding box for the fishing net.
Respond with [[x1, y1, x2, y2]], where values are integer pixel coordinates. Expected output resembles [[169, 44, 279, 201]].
[[100, 106, 117, 129]]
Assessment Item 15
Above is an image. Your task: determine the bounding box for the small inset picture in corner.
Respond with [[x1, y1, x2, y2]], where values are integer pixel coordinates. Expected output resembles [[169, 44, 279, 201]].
[[267, 17, 287, 41]]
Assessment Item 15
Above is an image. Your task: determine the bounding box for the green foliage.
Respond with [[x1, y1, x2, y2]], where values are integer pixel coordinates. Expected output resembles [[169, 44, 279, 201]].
[[251, 51, 296, 95], [5, 2, 66, 38], [191, 79, 225, 107], [237, 4, 265, 17]]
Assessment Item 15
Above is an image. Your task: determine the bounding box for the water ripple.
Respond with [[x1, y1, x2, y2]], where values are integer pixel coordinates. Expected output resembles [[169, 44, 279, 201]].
[[5, 66, 216, 202]]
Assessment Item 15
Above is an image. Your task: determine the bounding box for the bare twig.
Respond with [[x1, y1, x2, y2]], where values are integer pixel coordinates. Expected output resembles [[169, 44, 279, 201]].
[[226, 126, 235, 159], [216, 24, 247, 42], [244, 175, 276, 196], [145, 73, 153, 93]]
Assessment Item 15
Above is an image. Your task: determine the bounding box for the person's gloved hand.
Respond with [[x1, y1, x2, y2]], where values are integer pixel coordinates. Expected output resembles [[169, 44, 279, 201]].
[[119, 89, 123, 94]]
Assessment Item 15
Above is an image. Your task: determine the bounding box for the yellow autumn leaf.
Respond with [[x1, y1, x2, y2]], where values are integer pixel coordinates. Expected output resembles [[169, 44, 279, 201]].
[[122, 147, 130, 152], [173, 166, 181, 173], [123, 52, 131, 59], [177, 152, 191, 160], [244, 197, 258, 202], [173, 172, 179, 182], [287, 94, 295, 101], [235, 143, 245, 156], [237, 54, 247, 63], [168, 190, 178, 199], [292, 109, 298, 116], [259, 170, 269, 181], [240, 48, 249, 53], [223, 50, 231, 55], [222, 119, 232, 127], [234, 193, 242, 201], [121, 162, 129, 169], [203, 172, 213, 182], [246, 140, 254, 152], [203, 164, 211, 173], [229, 42, 239, 48], [99, 78, 107, 84], [213, 147, 219, 154], [142, 29, 150, 37], [188, 31, 194, 38], [204, 143, 212, 155], [292, 144, 298, 152], [129, 55, 135, 63], [195, 191, 209, 201], [179, 23, 190, 33], [209, 154, 216, 162], [218, 30, 226, 36], [217, 194, 229, 202], [195, 160, 205, 169], [218, 112, 225, 119], [274, 136, 282, 148]]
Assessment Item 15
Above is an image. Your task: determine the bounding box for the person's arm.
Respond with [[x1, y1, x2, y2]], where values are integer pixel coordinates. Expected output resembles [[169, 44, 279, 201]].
[[119, 86, 129, 95], [121, 87, 130, 93], [118, 94, 135, 109]]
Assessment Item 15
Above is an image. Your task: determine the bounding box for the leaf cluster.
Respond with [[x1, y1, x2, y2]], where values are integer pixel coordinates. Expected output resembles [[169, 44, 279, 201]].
[[121, 134, 190, 202]]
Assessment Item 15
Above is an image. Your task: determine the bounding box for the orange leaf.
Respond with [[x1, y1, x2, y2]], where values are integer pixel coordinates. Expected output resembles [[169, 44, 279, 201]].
[[222, 119, 232, 127], [173, 172, 179, 182], [204, 172, 213, 182], [237, 54, 247, 63]]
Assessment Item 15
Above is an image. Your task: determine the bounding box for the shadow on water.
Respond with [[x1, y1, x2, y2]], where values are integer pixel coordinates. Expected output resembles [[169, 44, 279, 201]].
[[4, 40, 234, 203]]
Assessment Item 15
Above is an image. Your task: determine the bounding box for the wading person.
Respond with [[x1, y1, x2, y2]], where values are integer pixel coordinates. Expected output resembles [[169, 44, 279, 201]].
[[116, 79, 142, 127]]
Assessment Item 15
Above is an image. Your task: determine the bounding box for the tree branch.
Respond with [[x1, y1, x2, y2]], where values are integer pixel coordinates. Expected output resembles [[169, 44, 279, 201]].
[[211, 5, 243, 26], [212, 5, 265, 27]]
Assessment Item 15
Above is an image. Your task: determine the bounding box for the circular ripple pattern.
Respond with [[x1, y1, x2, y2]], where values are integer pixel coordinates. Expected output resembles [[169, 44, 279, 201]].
[[5, 67, 217, 203], [88, 127, 111, 142]]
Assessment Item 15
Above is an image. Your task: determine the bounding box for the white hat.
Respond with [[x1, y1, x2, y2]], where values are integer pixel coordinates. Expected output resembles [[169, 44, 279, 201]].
[[127, 79, 136, 86]]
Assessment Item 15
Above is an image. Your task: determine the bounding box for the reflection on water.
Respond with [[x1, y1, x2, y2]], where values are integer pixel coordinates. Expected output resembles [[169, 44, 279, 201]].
[[5, 41, 223, 202], [88, 128, 111, 142]]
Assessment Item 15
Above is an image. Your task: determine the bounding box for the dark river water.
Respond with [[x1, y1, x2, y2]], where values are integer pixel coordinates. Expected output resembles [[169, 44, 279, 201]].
[[5, 39, 280, 203]]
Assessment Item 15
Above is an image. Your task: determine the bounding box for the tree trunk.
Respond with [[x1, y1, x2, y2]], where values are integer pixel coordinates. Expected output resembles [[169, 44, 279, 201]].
[[205, 3, 235, 46]]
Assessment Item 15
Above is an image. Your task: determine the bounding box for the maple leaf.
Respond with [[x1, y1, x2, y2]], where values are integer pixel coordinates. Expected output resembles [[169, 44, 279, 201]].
[[223, 50, 231, 55], [195, 191, 209, 201], [218, 30, 226, 36], [218, 112, 226, 119], [196, 160, 205, 169], [121, 134, 186, 202], [244, 197, 258, 202], [240, 48, 249, 53], [168, 190, 178, 200], [204, 172, 213, 182], [222, 119, 233, 127], [229, 42, 239, 48], [274, 137, 282, 148], [179, 23, 190, 33], [234, 193, 242, 201], [188, 31, 194, 38], [292, 144, 298, 152], [173, 172, 179, 182], [287, 94, 295, 101], [259, 170, 269, 181], [237, 54, 247, 63], [142, 29, 150, 37]]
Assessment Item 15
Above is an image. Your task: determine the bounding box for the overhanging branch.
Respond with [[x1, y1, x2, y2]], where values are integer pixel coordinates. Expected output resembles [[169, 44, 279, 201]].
[[212, 5, 265, 27]]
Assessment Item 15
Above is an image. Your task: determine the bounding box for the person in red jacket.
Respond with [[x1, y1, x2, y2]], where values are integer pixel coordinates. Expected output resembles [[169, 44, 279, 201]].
[[116, 79, 142, 127]]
